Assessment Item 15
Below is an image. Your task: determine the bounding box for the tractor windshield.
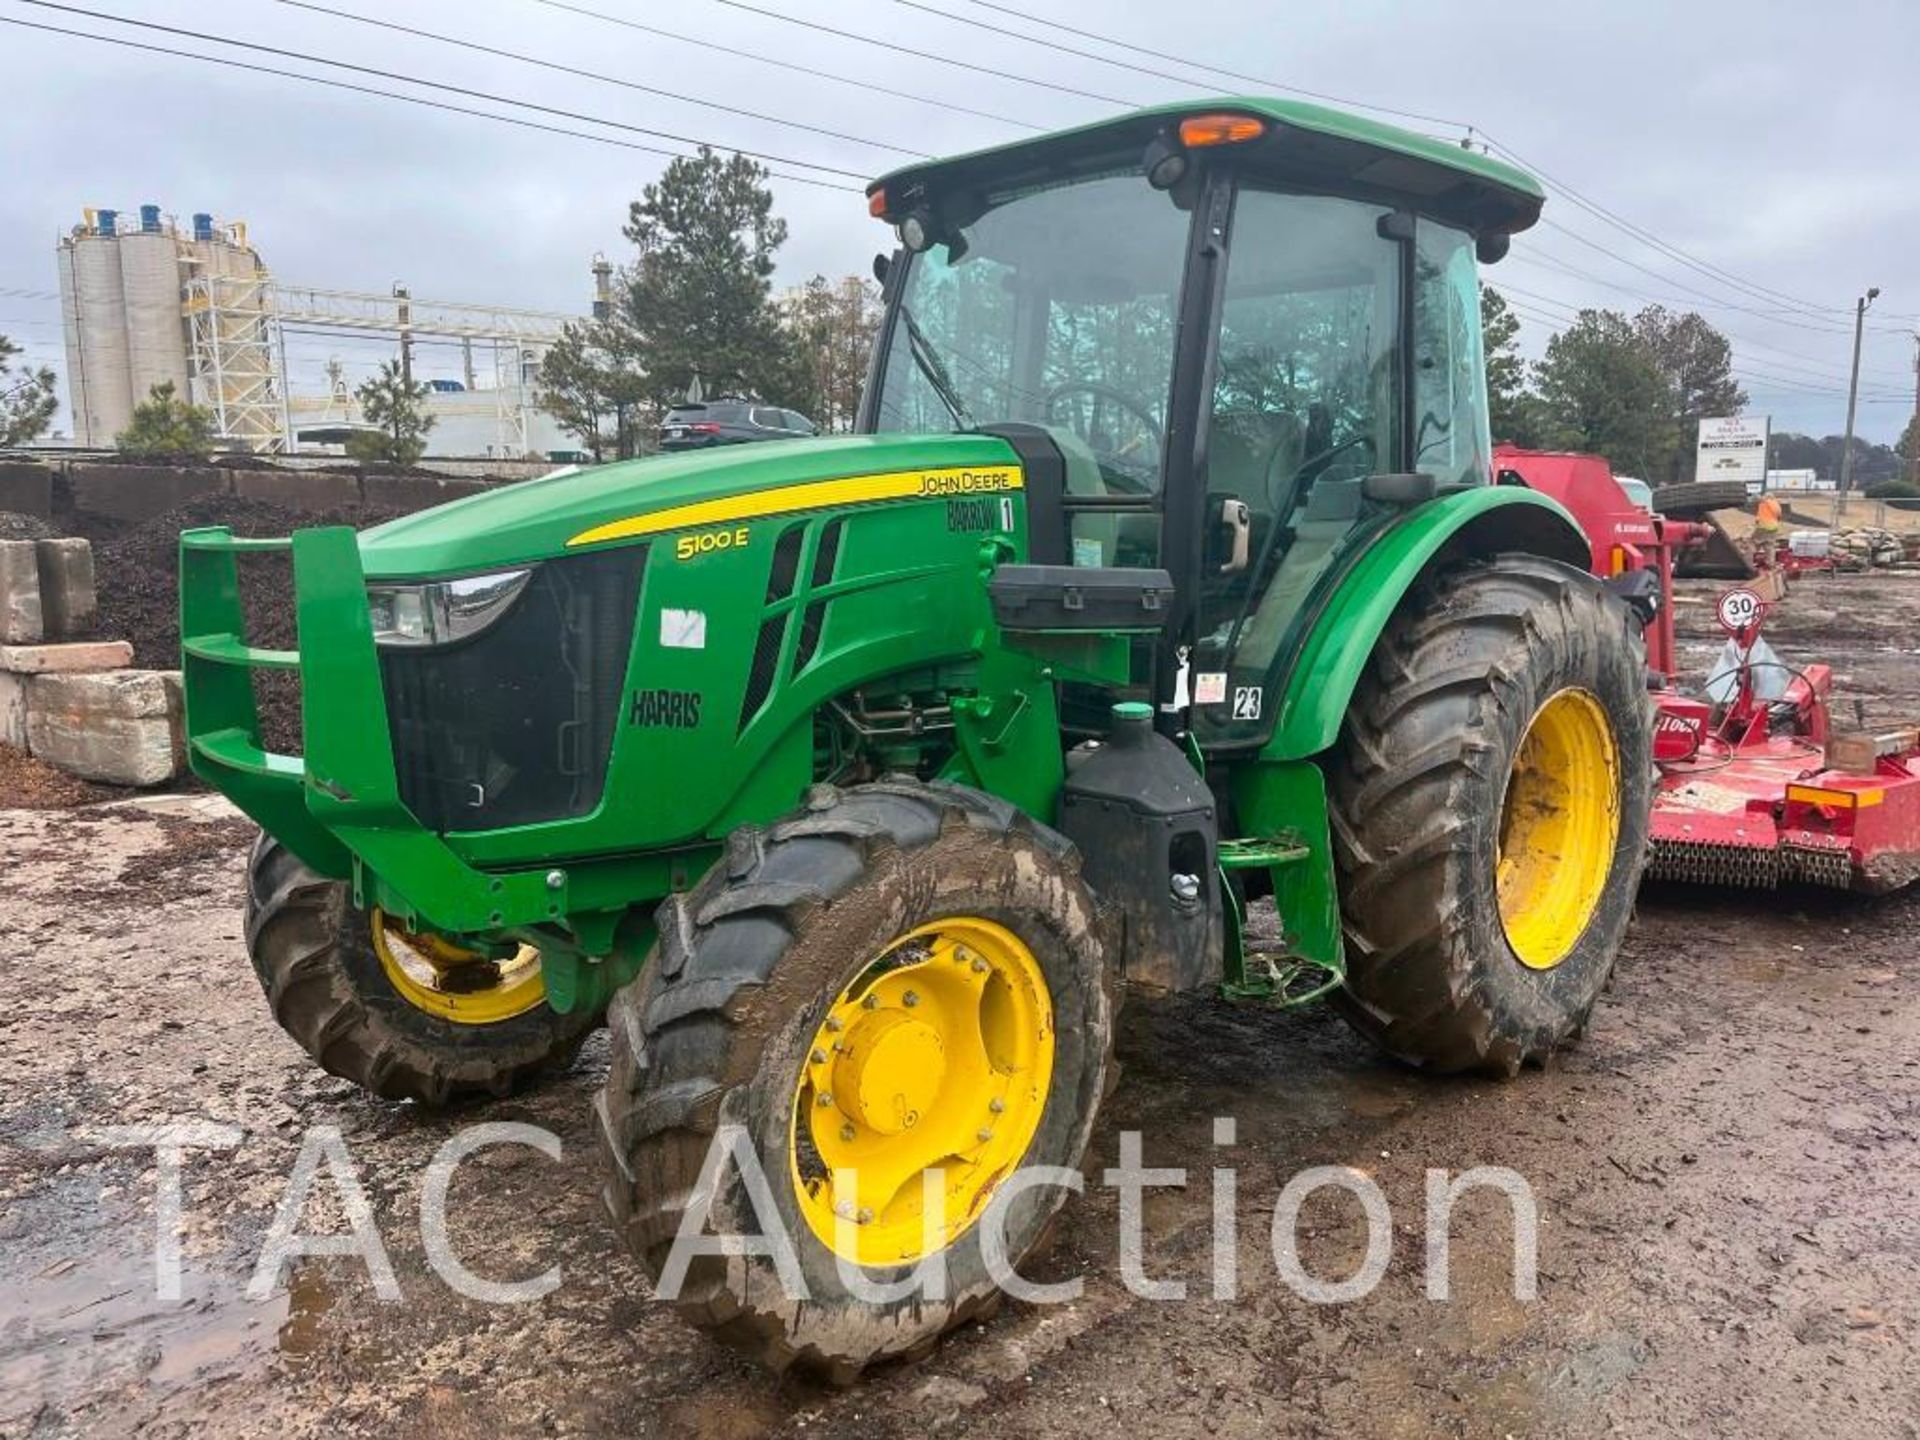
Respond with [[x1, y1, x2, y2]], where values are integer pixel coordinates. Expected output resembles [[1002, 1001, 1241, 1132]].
[[870, 172, 1192, 497]]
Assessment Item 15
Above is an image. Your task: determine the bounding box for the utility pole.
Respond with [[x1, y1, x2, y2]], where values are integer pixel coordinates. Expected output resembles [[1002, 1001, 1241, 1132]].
[[1836, 286, 1879, 519], [393, 282, 413, 390], [591, 253, 613, 321], [1910, 333, 1920, 488]]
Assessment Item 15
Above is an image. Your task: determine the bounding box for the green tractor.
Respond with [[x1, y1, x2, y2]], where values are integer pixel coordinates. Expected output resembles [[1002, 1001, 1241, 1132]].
[[182, 99, 1650, 1376]]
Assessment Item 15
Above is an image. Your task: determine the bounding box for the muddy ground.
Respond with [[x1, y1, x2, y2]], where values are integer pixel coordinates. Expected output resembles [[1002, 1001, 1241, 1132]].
[[4, 573, 1919, 1439]]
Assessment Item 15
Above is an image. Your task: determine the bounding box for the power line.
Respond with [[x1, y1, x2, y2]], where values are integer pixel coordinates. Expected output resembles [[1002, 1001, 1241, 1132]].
[[0, 15, 857, 191], [528, 0, 1048, 132], [890, 1, 1229, 103], [1479, 133, 1850, 321], [936, 0, 1889, 337], [16, 1, 868, 179], [269, 0, 926, 158], [700, 0, 1136, 107], [1495, 291, 1906, 402], [906, 0, 1470, 130], [1535, 220, 1854, 336], [1497, 274, 1905, 386]]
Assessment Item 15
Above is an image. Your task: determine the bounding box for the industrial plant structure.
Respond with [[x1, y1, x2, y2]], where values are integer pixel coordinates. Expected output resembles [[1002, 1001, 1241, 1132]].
[[55, 206, 576, 456]]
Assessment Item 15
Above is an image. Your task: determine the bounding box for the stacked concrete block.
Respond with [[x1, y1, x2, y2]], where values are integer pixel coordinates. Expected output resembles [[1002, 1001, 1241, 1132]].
[[0, 534, 189, 788], [0, 670, 23, 749], [0, 641, 133, 749], [0, 537, 100, 645], [0, 541, 41, 643], [25, 669, 185, 787], [34, 539, 98, 639]]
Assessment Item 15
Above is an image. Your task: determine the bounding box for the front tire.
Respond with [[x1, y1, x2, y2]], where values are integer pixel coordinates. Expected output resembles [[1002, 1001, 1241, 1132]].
[[1328, 554, 1652, 1076], [597, 779, 1114, 1380], [244, 835, 596, 1104]]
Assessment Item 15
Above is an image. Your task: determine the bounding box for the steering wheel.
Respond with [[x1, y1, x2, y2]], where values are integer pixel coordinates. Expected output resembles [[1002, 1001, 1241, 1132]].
[[1043, 382, 1164, 491]]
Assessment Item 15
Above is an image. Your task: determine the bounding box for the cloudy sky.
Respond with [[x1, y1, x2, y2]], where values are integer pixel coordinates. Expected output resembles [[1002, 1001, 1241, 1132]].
[[1, 0, 1915, 441]]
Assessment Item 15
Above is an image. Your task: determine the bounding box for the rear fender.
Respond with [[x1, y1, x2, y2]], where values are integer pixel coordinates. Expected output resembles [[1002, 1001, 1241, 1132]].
[[1261, 487, 1589, 762]]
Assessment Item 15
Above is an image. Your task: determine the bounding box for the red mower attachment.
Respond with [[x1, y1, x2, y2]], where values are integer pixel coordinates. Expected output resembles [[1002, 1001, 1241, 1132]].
[[1491, 446, 1920, 895], [1644, 587, 1920, 892]]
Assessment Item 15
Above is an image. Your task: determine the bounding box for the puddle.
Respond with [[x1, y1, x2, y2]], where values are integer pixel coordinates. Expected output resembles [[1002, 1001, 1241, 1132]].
[[0, 1235, 292, 1428], [1333, 1066, 1422, 1122], [1724, 952, 1790, 983]]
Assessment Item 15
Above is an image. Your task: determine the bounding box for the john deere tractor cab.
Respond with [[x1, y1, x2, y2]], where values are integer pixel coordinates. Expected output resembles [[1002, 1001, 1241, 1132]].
[[182, 99, 1651, 1376]]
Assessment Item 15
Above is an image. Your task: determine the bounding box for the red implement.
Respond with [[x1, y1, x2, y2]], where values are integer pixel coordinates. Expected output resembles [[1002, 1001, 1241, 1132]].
[[1493, 445, 1920, 893]]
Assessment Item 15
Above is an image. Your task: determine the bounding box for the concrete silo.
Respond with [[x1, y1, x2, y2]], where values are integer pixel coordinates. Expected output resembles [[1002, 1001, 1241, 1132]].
[[118, 205, 192, 413], [56, 205, 285, 451], [57, 211, 135, 445]]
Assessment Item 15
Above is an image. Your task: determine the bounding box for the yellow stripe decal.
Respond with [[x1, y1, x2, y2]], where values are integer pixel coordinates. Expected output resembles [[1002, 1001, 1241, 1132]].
[[566, 464, 1024, 547]]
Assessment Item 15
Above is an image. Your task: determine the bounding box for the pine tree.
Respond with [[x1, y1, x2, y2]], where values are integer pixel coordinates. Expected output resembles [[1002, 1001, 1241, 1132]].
[[347, 360, 435, 468], [0, 335, 57, 447], [621, 148, 799, 410], [115, 380, 216, 460]]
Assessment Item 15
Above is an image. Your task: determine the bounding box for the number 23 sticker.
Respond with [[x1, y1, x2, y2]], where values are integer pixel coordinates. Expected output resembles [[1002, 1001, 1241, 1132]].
[[1232, 685, 1262, 720]]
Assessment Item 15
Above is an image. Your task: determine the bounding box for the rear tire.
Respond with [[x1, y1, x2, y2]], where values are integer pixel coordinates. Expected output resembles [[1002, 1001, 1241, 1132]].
[[1651, 480, 1752, 515], [244, 834, 596, 1104], [1327, 554, 1651, 1076], [597, 779, 1114, 1380]]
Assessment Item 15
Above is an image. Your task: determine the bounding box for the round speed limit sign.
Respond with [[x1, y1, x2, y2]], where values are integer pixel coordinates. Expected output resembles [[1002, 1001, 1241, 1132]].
[[1716, 587, 1765, 635]]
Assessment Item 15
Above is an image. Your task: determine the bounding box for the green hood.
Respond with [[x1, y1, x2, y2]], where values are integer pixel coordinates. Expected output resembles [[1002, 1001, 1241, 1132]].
[[358, 431, 1022, 578]]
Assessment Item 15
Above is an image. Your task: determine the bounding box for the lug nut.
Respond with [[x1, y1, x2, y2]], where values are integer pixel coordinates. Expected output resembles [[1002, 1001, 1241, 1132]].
[[971, 958, 988, 974], [811, 1048, 827, 1064], [862, 994, 880, 1010], [989, 1098, 1005, 1114], [840, 1124, 856, 1142], [817, 1092, 834, 1108], [825, 1016, 843, 1032], [857, 1207, 874, 1225], [977, 1128, 994, 1143], [903, 990, 919, 1008]]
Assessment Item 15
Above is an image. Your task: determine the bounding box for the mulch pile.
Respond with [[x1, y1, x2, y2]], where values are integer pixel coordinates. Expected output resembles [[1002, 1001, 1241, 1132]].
[[94, 493, 411, 752], [0, 742, 132, 809]]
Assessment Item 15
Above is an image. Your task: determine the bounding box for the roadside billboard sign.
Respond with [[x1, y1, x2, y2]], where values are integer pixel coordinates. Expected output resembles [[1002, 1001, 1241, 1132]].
[[1697, 415, 1771, 489]]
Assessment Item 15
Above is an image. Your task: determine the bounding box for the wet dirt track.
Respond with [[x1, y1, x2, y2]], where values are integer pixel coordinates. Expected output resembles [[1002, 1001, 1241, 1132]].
[[3, 573, 1919, 1439]]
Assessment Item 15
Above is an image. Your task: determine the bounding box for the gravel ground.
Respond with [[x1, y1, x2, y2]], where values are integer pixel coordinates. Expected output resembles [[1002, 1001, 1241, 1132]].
[[2, 574, 1918, 1439]]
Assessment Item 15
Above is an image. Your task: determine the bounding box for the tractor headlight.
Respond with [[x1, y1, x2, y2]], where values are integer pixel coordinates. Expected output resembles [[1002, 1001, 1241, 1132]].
[[368, 567, 533, 648]]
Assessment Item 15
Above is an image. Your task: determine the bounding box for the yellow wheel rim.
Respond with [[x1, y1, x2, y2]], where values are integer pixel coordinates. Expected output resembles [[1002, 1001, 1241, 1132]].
[[370, 911, 546, 1025], [1496, 688, 1622, 971], [790, 917, 1056, 1267]]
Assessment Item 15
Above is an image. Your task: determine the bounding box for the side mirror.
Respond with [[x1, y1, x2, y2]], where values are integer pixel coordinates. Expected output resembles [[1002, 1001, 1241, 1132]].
[[1477, 232, 1511, 265], [1361, 472, 1437, 505], [872, 252, 891, 285]]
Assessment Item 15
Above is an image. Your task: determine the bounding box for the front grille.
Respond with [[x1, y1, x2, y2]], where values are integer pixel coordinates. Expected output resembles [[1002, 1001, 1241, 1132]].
[[380, 546, 646, 832]]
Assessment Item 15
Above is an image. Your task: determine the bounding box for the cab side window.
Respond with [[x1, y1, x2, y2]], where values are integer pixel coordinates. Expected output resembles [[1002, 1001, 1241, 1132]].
[[1412, 222, 1492, 489]]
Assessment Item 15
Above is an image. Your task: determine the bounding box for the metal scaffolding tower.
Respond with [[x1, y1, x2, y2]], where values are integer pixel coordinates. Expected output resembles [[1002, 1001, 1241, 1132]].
[[191, 280, 576, 454], [184, 271, 287, 452]]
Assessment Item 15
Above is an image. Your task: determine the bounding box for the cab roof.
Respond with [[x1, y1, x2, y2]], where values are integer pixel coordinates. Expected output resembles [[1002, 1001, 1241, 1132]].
[[869, 96, 1545, 237]]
